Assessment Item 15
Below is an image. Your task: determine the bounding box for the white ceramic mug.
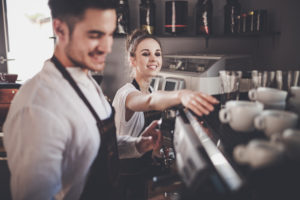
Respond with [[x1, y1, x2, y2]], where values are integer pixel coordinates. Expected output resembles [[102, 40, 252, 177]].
[[219, 100, 264, 132], [288, 86, 300, 114], [280, 129, 300, 161], [263, 101, 286, 110], [233, 139, 285, 168], [248, 87, 287, 104], [254, 110, 298, 137], [290, 86, 300, 97]]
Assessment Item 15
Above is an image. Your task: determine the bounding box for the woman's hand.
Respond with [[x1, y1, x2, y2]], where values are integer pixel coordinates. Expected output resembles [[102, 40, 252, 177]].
[[178, 90, 219, 116], [135, 120, 162, 154]]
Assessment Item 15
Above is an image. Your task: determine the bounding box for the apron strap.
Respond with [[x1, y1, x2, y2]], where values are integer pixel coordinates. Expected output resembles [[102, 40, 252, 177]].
[[51, 56, 120, 199], [131, 79, 152, 93], [51, 56, 102, 124]]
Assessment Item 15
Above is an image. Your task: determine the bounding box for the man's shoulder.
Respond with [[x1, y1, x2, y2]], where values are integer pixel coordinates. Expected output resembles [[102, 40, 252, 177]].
[[15, 73, 59, 102], [11, 70, 74, 117]]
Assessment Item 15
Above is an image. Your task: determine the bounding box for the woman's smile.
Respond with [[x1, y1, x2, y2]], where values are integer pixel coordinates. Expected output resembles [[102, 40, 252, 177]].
[[147, 64, 159, 70]]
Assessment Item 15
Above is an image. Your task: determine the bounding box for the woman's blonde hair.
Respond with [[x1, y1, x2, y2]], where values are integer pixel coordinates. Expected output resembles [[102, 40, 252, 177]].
[[126, 29, 162, 77]]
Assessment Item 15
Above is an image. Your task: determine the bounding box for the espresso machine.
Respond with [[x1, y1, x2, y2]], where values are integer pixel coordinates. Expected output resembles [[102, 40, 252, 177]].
[[158, 54, 252, 95], [173, 109, 245, 198], [151, 104, 300, 200], [150, 108, 246, 200]]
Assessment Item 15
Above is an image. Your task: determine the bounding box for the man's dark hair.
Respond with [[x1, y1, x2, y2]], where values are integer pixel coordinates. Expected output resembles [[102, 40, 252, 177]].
[[48, 0, 118, 33]]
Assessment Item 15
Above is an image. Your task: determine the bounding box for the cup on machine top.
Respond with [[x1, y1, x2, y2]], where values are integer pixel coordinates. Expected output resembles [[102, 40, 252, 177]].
[[254, 110, 298, 137], [248, 87, 287, 110], [219, 100, 264, 132]]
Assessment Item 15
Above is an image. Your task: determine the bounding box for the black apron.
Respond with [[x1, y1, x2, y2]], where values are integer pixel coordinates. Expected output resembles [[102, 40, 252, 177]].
[[120, 79, 161, 175], [131, 79, 162, 131], [118, 79, 163, 200], [50, 56, 120, 200]]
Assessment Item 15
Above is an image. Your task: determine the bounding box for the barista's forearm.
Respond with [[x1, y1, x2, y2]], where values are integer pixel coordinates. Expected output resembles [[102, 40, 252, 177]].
[[146, 90, 182, 110]]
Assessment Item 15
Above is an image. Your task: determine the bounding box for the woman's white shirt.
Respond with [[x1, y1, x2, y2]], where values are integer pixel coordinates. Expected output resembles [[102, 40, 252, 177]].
[[113, 83, 145, 137]]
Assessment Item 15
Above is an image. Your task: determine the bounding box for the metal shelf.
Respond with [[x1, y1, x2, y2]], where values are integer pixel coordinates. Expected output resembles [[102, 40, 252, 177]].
[[114, 31, 281, 48]]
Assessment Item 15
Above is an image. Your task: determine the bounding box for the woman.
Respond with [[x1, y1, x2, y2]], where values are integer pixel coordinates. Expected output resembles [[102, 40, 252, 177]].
[[113, 29, 219, 138], [112, 29, 219, 200]]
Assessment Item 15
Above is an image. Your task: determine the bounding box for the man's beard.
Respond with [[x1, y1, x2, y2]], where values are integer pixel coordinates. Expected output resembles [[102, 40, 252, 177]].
[[67, 53, 86, 69], [64, 42, 105, 71], [64, 40, 88, 69]]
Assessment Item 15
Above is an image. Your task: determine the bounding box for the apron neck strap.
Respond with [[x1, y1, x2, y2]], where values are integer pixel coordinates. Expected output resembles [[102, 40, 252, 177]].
[[50, 56, 102, 123], [131, 79, 152, 93]]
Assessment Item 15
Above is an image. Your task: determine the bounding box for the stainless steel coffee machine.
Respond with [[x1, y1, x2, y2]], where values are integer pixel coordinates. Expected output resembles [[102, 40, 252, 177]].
[[173, 109, 244, 194], [158, 54, 251, 94]]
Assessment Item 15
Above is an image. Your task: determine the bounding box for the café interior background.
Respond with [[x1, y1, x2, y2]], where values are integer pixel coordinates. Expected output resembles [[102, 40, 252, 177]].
[[102, 0, 300, 100], [2, 0, 300, 100]]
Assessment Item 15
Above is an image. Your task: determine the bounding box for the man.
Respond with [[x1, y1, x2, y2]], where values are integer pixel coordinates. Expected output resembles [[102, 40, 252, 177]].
[[3, 0, 161, 199]]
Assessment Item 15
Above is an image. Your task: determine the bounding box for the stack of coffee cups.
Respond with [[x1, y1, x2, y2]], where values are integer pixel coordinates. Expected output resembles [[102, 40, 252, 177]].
[[287, 86, 300, 115], [273, 129, 300, 161], [233, 139, 285, 168], [248, 87, 287, 110], [254, 110, 298, 138], [219, 100, 264, 132]]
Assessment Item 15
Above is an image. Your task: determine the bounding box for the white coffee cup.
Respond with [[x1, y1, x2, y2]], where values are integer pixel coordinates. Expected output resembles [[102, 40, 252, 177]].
[[254, 110, 298, 137], [288, 99, 300, 115], [290, 86, 300, 97], [248, 87, 287, 104], [280, 129, 300, 161], [263, 101, 286, 110], [233, 139, 285, 168], [288, 86, 300, 114], [219, 100, 264, 132]]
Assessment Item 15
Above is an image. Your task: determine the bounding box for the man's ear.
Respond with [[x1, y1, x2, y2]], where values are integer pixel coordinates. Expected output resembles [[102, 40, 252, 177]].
[[53, 19, 68, 41]]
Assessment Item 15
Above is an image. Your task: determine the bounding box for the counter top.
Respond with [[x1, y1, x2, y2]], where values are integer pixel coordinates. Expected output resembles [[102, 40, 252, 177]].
[[0, 83, 21, 89]]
